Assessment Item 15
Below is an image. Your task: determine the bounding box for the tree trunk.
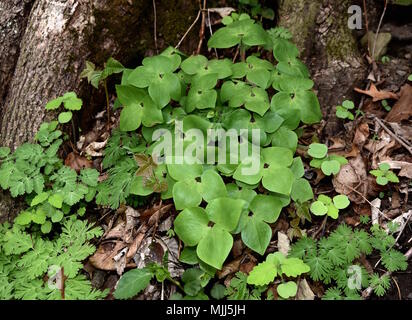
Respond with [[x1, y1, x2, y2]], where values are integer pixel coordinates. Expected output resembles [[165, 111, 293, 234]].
[[277, 0, 368, 138], [0, 0, 199, 221], [0, 0, 34, 111], [0, 0, 199, 151]]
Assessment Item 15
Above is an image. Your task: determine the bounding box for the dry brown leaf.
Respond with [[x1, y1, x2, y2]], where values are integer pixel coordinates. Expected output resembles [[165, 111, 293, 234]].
[[333, 155, 368, 204], [354, 83, 398, 102], [386, 84, 412, 122], [64, 152, 93, 172]]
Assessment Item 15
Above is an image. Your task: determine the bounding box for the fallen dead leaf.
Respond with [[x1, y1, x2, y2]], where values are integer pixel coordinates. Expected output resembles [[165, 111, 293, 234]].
[[333, 155, 368, 204], [386, 84, 412, 122], [64, 152, 93, 172], [277, 231, 290, 256], [296, 279, 315, 300], [354, 83, 398, 102]]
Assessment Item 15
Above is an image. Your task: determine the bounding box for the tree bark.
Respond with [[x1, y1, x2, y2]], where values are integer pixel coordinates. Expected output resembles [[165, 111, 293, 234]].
[[277, 0, 368, 138], [0, 0, 34, 111]]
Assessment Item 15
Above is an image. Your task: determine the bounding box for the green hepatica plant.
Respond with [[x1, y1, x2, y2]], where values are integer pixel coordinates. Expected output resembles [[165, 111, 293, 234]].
[[89, 12, 324, 271], [308, 143, 348, 176]]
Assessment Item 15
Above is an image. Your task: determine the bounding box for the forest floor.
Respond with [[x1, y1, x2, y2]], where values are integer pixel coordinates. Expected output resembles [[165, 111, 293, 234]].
[[54, 4, 412, 300]]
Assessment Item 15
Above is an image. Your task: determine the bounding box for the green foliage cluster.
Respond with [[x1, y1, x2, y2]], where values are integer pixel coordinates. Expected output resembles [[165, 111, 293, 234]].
[[308, 142, 348, 176], [93, 12, 322, 272], [335, 100, 355, 120], [290, 224, 407, 299], [310, 194, 350, 219], [0, 217, 107, 299], [370, 163, 399, 186], [0, 100, 99, 233]]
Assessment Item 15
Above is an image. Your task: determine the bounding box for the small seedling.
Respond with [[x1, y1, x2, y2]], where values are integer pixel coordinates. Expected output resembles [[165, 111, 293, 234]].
[[308, 143, 347, 176], [381, 100, 391, 111], [381, 56, 390, 64], [370, 163, 399, 186], [310, 194, 350, 219], [336, 100, 355, 120], [359, 215, 370, 224], [45, 92, 83, 124]]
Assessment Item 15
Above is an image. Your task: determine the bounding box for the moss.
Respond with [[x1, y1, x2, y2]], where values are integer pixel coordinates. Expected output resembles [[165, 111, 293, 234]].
[[324, 0, 359, 61], [277, 0, 321, 56]]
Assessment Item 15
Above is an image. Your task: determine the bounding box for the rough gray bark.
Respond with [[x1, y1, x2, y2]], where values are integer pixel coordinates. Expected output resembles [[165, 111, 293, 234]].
[[0, 0, 34, 110], [277, 0, 368, 138]]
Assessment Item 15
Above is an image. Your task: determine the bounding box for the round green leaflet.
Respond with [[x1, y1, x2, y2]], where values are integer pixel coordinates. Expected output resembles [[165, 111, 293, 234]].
[[321, 160, 341, 176], [174, 207, 210, 246], [310, 200, 328, 216], [277, 281, 298, 299], [233, 154, 264, 185], [270, 90, 321, 125], [207, 18, 268, 49], [173, 179, 202, 210], [270, 126, 298, 152], [249, 194, 283, 223], [241, 215, 272, 255], [291, 178, 314, 203], [119, 105, 142, 132], [308, 143, 328, 159], [206, 197, 247, 232], [196, 225, 233, 270], [333, 195, 350, 210], [262, 167, 295, 196], [58, 111, 72, 124], [166, 160, 203, 181], [273, 38, 299, 62], [199, 170, 227, 203], [262, 146, 293, 168]]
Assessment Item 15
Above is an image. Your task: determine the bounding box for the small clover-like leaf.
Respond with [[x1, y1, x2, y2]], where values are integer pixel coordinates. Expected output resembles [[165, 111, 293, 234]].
[[277, 281, 297, 299], [321, 159, 341, 176], [333, 195, 350, 210], [58, 111, 72, 124], [310, 200, 328, 216], [308, 143, 328, 159]]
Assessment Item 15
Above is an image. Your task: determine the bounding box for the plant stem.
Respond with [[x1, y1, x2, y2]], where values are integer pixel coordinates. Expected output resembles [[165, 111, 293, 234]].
[[240, 44, 246, 62], [103, 79, 110, 125]]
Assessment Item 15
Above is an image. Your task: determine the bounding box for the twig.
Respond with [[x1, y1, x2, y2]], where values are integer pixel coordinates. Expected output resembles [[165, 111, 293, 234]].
[[232, 45, 240, 63], [372, 0, 388, 61], [362, 247, 412, 299], [60, 267, 65, 300], [374, 210, 412, 268], [175, 10, 202, 49], [362, 0, 371, 58], [207, 9, 218, 58], [152, 0, 158, 54], [392, 276, 402, 300], [312, 216, 328, 239], [103, 79, 110, 127], [373, 116, 412, 155], [342, 182, 391, 220], [196, 0, 207, 54]]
